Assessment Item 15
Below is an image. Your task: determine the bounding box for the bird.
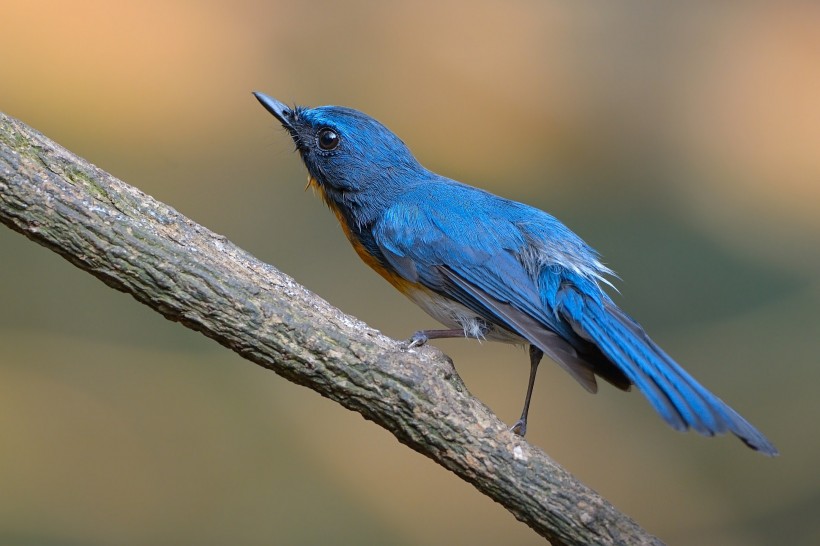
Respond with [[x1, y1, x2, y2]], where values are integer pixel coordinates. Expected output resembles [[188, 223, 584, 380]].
[[253, 91, 777, 456]]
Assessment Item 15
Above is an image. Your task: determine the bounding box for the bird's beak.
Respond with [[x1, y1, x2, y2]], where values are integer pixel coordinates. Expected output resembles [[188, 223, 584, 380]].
[[253, 92, 293, 129]]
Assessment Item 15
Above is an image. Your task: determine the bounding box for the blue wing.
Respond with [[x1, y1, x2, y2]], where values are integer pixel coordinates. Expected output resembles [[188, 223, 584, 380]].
[[373, 182, 628, 392], [373, 181, 777, 455]]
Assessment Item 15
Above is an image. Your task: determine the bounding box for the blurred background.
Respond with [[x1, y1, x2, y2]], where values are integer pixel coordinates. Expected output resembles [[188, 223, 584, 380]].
[[1, 2, 818, 544]]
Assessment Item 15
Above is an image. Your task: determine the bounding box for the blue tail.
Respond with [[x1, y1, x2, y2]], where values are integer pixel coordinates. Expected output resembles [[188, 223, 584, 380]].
[[557, 288, 778, 456]]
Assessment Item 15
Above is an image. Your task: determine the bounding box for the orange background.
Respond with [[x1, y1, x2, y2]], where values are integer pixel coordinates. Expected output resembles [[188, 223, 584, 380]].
[[2, 2, 818, 544]]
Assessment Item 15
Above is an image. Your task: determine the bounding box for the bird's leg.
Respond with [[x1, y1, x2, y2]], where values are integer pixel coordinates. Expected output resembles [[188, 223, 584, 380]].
[[510, 345, 544, 437], [406, 328, 465, 348]]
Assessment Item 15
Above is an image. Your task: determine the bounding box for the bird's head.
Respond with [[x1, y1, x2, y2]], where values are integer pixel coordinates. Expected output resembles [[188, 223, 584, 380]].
[[254, 92, 426, 221]]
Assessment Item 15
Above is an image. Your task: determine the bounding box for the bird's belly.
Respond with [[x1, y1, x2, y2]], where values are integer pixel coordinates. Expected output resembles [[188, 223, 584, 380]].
[[403, 286, 523, 344]]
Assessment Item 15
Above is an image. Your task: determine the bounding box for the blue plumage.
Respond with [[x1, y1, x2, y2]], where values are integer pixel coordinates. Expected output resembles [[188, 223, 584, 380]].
[[254, 91, 777, 456]]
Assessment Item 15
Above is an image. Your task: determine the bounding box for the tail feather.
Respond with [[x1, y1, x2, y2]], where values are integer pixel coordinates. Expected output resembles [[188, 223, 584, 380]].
[[558, 288, 778, 456], [598, 304, 725, 434]]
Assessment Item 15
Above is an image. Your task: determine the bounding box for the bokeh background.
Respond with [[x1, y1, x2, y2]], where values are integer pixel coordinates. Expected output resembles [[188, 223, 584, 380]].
[[2, 2, 818, 544]]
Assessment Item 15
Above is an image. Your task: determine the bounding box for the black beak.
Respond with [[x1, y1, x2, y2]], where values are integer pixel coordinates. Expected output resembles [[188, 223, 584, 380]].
[[253, 92, 293, 129]]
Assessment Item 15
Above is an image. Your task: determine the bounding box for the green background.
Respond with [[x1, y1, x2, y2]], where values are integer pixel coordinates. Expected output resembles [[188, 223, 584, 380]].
[[2, 2, 818, 544]]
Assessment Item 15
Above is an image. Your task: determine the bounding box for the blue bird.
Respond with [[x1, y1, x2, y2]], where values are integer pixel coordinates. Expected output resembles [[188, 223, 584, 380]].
[[254, 91, 777, 456]]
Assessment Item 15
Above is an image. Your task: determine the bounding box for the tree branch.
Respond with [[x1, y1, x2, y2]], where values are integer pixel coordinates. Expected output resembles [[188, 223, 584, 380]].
[[0, 111, 663, 546]]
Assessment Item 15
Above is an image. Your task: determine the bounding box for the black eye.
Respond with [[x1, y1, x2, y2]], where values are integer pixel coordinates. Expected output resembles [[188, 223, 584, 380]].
[[317, 128, 339, 150]]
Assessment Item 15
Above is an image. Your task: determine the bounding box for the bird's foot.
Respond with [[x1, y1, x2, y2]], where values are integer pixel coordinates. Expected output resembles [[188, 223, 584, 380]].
[[509, 419, 527, 437], [405, 331, 429, 349]]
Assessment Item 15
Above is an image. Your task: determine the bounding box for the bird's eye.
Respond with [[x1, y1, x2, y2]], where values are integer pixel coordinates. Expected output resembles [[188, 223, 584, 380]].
[[317, 128, 340, 151]]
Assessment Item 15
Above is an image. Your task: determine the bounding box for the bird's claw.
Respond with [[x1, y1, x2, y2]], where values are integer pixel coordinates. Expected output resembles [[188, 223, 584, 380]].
[[405, 331, 429, 349], [509, 419, 527, 437]]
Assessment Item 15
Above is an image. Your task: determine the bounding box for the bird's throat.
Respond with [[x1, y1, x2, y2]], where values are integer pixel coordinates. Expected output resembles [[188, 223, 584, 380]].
[[306, 175, 403, 289]]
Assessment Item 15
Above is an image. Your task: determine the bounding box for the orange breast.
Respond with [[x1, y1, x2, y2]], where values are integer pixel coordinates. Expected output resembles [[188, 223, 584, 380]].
[[310, 176, 421, 297]]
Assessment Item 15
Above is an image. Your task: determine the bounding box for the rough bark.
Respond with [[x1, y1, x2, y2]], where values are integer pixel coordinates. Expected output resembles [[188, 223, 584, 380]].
[[0, 111, 663, 546]]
